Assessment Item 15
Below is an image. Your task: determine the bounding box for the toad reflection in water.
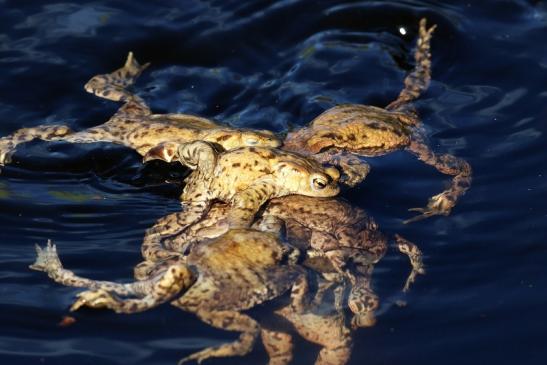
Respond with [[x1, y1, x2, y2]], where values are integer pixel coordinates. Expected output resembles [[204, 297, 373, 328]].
[[138, 195, 424, 326], [31, 195, 424, 364]]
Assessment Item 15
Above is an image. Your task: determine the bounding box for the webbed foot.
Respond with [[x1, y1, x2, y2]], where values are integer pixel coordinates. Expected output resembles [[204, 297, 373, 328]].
[[178, 351, 211, 365], [340, 161, 370, 187], [29, 240, 63, 272], [404, 191, 455, 224], [70, 289, 118, 312]]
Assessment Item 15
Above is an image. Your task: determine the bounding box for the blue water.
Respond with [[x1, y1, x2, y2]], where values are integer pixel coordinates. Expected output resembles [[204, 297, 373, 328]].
[[1, 1, 546, 364]]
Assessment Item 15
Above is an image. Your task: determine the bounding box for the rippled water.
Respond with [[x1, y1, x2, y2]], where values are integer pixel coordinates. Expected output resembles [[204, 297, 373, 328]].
[[1, 1, 547, 364]]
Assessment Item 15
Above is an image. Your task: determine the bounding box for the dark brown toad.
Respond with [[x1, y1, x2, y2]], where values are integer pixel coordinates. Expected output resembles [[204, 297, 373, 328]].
[[282, 19, 472, 223]]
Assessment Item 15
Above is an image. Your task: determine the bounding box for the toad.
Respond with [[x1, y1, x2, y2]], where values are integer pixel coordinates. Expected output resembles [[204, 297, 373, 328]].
[[142, 140, 340, 236], [282, 19, 472, 223], [0, 52, 280, 169]]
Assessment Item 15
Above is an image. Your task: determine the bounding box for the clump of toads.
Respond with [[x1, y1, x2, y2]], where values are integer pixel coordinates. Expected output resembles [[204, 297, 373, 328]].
[[19, 19, 470, 365]]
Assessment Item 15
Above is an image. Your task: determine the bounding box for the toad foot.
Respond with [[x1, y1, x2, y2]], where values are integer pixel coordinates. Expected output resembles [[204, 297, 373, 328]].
[[70, 289, 118, 312], [404, 191, 455, 224], [29, 240, 62, 273]]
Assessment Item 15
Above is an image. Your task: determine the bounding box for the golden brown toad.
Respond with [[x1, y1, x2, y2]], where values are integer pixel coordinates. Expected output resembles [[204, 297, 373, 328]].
[[282, 19, 472, 223], [30, 230, 313, 364], [0, 52, 280, 169], [142, 141, 340, 237]]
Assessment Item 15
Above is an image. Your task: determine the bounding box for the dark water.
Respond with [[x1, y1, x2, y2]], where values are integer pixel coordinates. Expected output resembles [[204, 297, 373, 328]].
[[1, 0, 546, 364]]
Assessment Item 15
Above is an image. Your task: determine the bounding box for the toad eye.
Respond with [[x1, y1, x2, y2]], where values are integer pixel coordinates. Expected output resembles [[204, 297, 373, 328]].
[[313, 177, 328, 189]]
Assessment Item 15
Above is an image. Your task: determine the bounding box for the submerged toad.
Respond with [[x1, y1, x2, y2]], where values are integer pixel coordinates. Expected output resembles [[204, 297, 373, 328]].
[[283, 19, 472, 223], [30, 230, 312, 364], [0, 52, 280, 169], [142, 140, 340, 236]]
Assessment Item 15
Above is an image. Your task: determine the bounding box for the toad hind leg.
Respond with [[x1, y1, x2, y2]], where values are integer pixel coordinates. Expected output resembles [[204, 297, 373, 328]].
[[84, 52, 151, 115], [30, 240, 142, 296], [30, 241, 194, 313], [0, 125, 73, 167], [178, 310, 260, 365], [386, 18, 436, 112], [404, 139, 472, 223], [70, 263, 194, 313]]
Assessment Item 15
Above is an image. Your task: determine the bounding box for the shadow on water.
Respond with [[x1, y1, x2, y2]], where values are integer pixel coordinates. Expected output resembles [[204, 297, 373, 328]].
[[1, 1, 547, 364]]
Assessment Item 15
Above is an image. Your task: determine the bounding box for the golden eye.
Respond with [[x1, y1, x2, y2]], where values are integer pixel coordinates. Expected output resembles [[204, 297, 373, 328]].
[[313, 177, 328, 189]]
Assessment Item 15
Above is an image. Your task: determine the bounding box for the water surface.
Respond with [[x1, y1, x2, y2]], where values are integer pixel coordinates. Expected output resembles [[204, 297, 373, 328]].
[[1, 1, 547, 364]]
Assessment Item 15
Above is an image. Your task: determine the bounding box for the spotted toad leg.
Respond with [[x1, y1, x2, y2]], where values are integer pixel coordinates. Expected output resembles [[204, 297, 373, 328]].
[[0, 125, 74, 168], [394, 234, 425, 291], [30, 240, 143, 296], [70, 264, 195, 313], [84, 52, 151, 115], [386, 18, 437, 112], [307, 231, 370, 286], [197, 180, 277, 239], [133, 257, 183, 281], [178, 310, 260, 365], [404, 139, 472, 223], [261, 329, 294, 365], [229, 180, 278, 227], [30, 240, 195, 312], [313, 150, 369, 187]]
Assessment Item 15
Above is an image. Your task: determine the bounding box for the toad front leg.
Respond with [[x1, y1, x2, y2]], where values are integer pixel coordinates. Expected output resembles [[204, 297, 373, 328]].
[[197, 180, 277, 239], [404, 139, 472, 223], [30, 240, 152, 296], [313, 150, 370, 187], [178, 310, 260, 365], [140, 210, 203, 262], [230, 180, 277, 227]]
